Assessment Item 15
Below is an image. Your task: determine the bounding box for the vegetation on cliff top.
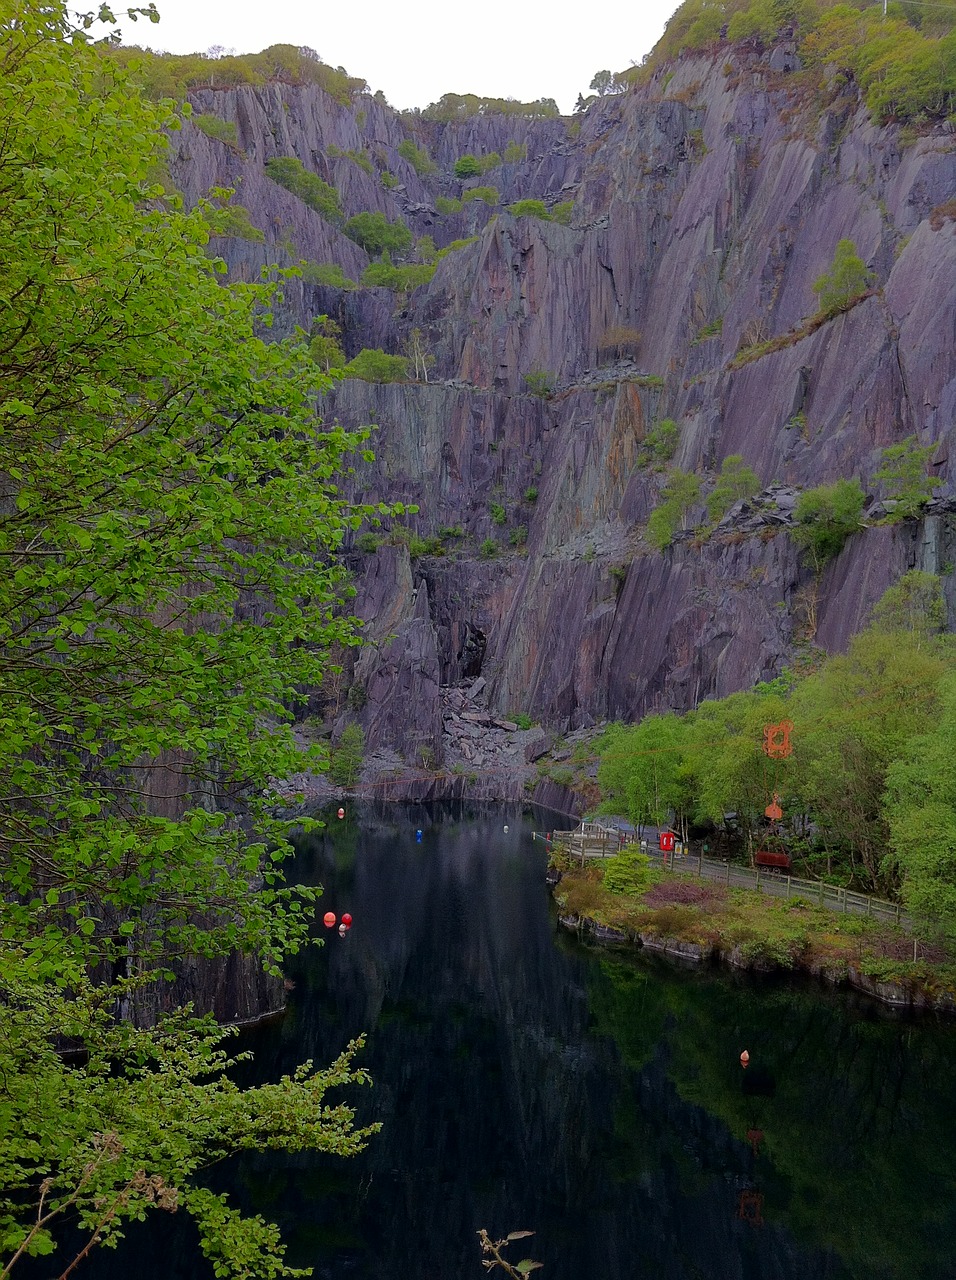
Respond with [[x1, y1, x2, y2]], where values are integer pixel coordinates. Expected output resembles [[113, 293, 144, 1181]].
[[639, 0, 956, 124]]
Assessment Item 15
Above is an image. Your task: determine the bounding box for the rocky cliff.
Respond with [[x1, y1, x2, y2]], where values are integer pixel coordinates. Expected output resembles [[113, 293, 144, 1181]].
[[167, 39, 956, 769]]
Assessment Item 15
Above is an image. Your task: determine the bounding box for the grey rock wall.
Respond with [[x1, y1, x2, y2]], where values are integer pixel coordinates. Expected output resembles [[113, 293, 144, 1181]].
[[170, 42, 956, 762]]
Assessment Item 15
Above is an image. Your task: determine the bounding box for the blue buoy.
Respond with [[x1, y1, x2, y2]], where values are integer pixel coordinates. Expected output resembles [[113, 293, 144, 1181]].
[[416, 829, 423, 843]]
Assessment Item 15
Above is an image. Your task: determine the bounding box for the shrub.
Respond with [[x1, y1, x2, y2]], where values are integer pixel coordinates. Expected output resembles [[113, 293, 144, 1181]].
[[454, 154, 482, 178], [344, 211, 413, 256], [524, 487, 538, 503], [435, 196, 462, 215], [641, 418, 680, 465], [511, 712, 533, 729], [301, 261, 358, 289], [646, 470, 701, 550], [356, 532, 380, 553], [507, 198, 550, 220], [462, 185, 499, 205], [488, 501, 506, 525], [193, 113, 238, 147], [397, 137, 435, 175], [524, 368, 555, 397], [706, 455, 760, 524], [479, 538, 497, 559], [263, 156, 341, 222], [343, 348, 408, 382], [509, 524, 528, 547], [381, 170, 398, 189], [479, 152, 502, 173], [812, 239, 874, 312], [871, 435, 942, 520], [551, 201, 573, 225], [361, 254, 435, 291], [792, 478, 866, 568], [503, 140, 527, 164], [603, 848, 652, 895]]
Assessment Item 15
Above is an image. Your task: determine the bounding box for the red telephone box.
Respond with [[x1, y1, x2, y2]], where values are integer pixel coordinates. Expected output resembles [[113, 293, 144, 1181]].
[[659, 830, 676, 853]]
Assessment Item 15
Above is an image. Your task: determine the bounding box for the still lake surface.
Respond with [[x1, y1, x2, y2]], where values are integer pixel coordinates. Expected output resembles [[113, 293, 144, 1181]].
[[101, 802, 956, 1279]]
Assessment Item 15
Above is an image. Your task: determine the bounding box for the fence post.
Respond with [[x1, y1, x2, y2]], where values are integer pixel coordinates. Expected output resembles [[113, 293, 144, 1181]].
[[896, 902, 901, 925], [786, 875, 791, 899], [756, 866, 761, 893], [726, 862, 731, 887], [819, 881, 824, 906], [867, 897, 872, 918]]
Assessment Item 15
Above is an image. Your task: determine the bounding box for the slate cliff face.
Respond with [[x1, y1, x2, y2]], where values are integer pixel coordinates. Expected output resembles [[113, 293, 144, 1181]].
[[168, 42, 956, 764]]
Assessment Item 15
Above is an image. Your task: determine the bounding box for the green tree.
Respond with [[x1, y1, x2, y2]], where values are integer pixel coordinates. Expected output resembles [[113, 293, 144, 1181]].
[[453, 153, 482, 178], [871, 434, 942, 519], [790, 626, 947, 891], [706, 454, 761, 524], [330, 723, 365, 787], [344, 210, 413, 256], [646, 470, 701, 550], [870, 569, 946, 642], [884, 674, 956, 933], [507, 198, 551, 220], [0, 4, 386, 1271], [791, 478, 865, 570], [344, 348, 409, 381], [812, 238, 874, 312], [598, 716, 694, 831], [309, 316, 347, 372]]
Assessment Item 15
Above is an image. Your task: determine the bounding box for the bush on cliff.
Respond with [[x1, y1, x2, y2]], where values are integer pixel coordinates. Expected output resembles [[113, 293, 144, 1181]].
[[344, 210, 413, 256], [344, 348, 409, 381], [791, 478, 865, 569], [264, 155, 342, 223]]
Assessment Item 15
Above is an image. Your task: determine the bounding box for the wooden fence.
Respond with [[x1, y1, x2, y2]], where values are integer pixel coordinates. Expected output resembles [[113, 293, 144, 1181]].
[[535, 830, 906, 927]]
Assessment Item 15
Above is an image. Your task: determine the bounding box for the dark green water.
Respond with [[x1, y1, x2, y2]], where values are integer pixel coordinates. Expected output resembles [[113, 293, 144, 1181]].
[[99, 802, 956, 1279]]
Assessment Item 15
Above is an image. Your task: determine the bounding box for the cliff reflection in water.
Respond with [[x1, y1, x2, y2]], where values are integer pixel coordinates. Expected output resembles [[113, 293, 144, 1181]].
[[97, 803, 956, 1279]]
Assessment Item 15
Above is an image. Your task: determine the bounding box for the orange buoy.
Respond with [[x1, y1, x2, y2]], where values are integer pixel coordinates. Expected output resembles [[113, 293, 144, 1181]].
[[740, 1049, 750, 1069], [337, 807, 345, 819], [323, 911, 336, 928]]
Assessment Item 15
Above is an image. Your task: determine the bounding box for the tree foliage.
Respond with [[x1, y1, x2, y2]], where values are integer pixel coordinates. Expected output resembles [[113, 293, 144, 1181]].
[[706, 454, 761, 524], [263, 155, 341, 222], [596, 575, 954, 904], [344, 210, 413, 256], [812, 238, 874, 312], [871, 435, 942, 519], [0, 4, 387, 1271], [791, 478, 865, 569], [644, 0, 956, 124]]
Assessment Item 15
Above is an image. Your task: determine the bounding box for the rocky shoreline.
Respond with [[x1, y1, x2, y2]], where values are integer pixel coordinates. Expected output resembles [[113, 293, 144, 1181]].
[[557, 910, 956, 1014]]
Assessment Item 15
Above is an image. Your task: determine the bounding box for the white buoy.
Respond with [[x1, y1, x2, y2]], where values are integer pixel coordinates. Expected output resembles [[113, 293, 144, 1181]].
[[504, 825, 509, 833]]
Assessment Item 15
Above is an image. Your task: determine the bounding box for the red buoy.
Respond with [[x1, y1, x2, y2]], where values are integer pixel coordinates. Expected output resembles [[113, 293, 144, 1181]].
[[740, 1049, 750, 1069], [323, 911, 336, 928], [337, 807, 345, 820], [659, 830, 676, 853], [341, 913, 353, 927]]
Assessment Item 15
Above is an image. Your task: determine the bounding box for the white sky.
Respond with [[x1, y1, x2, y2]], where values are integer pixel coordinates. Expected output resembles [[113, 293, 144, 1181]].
[[116, 1, 680, 115]]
